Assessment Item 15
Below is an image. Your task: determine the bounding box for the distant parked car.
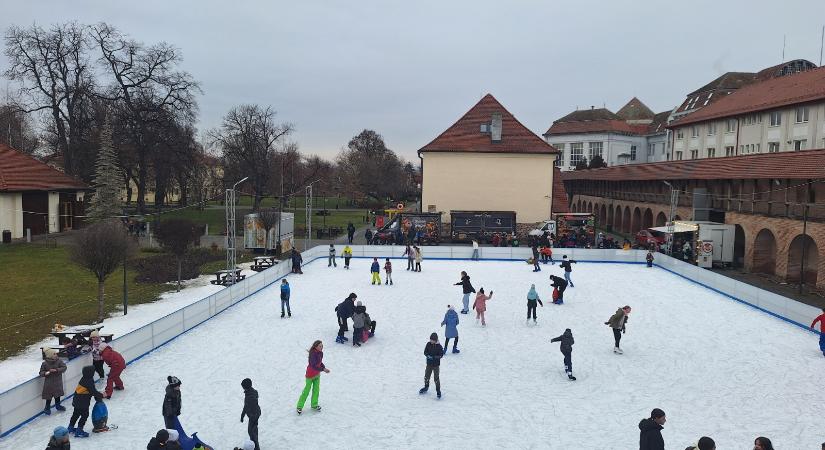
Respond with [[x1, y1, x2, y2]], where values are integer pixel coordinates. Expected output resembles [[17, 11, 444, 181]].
[[635, 229, 666, 247]]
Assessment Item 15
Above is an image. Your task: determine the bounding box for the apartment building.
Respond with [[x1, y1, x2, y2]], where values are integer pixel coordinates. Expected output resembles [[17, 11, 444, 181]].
[[668, 66, 825, 161]]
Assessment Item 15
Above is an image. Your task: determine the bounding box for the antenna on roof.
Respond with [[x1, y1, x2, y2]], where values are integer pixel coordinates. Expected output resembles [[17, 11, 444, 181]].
[[820, 25, 824, 66], [782, 34, 786, 62]]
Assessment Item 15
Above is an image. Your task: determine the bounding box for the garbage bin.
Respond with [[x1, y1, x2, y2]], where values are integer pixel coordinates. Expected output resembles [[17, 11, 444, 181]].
[[2, 230, 11, 244]]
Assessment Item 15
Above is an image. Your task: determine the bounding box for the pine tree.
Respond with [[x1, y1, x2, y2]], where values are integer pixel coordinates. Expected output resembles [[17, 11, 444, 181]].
[[87, 121, 122, 221]]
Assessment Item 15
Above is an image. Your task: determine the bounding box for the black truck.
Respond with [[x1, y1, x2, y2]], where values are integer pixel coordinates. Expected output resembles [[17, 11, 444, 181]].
[[449, 211, 516, 243]]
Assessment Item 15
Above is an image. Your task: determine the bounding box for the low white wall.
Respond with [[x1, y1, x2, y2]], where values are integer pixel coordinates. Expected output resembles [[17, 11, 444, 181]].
[[0, 246, 819, 437]]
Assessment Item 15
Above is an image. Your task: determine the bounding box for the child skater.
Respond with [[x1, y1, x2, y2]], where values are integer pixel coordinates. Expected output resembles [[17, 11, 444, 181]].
[[526, 284, 544, 324], [384, 258, 393, 285], [40, 348, 67, 415], [550, 328, 576, 380], [646, 250, 654, 268], [68, 365, 104, 437], [341, 245, 353, 269], [419, 333, 443, 399], [441, 305, 460, 354], [472, 288, 494, 327], [370, 258, 381, 285]]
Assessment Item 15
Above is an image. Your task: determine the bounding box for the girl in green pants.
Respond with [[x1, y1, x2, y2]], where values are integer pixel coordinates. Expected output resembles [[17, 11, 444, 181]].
[[297, 340, 330, 414]]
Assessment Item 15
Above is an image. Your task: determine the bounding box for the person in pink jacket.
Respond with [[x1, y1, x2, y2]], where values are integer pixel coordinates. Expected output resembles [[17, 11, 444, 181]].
[[472, 288, 494, 326]]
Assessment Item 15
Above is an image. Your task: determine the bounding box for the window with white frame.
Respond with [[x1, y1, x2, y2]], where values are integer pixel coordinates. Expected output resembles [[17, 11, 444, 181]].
[[691, 126, 699, 138], [690, 149, 699, 159], [795, 106, 809, 123], [707, 123, 716, 135], [554, 143, 564, 153], [793, 139, 807, 151], [755, 143, 760, 153], [706, 147, 715, 158], [768, 142, 780, 153], [769, 111, 781, 127], [647, 143, 654, 156], [739, 144, 744, 154], [630, 145, 636, 161], [588, 142, 603, 160], [725, 145, 735, 156], [676, 129, 684, 139], [570, 142, 584, 165], [743, 114, 762, 125], [675, 151, 683, 160], [726, 119, 736, 133]]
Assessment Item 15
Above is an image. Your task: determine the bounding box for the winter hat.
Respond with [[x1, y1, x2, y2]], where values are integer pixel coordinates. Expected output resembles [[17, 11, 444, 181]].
[[429, 332, 438, 341], [166, 429, 179, 441], [242, 440, 256, 450], [90, 330, 100, 338], [241, 378, 252, 390], [155, 429, 169, 442], [53, 426, 69, 438], [356, 301, 363, 307], [167, 376, 181, 387], [43, 348, 58, 359], [697, 436, 716, 450]]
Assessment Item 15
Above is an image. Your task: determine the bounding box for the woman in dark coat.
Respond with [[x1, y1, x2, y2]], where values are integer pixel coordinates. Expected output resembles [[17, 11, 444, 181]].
[[639, 408, 666, 450], [40, 348, 67, 414]]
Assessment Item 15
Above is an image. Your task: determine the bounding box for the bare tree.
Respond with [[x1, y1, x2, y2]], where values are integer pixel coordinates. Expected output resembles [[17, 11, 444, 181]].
[[0, 102, 39, 153], [70, 220, 134, 322], [91, 23, 200, 213], [336, 129, 406, 201], [211, 104, 293, 211], [4, 22, 96, 176], [257, 208, 280, 252], [154, 218, 201, 292]]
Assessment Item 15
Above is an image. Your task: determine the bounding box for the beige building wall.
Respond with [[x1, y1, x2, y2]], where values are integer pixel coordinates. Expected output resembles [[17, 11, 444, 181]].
[[421, 152, 556, 223], [0, 193, 24, 238]]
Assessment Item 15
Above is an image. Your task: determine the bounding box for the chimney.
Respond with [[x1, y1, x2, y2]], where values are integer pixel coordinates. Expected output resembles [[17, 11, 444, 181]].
[[490, 112, 502, 142]]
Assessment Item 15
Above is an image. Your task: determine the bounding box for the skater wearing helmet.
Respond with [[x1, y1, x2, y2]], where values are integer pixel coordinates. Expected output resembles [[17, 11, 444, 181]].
[[559, 255, 577, 287], [441, 305, 460, 354], [606, 306, 631, 354], [472, 288, 493, 326], [638, 408, 666, 450], [419, 333, 444, 398], [526, 284, 543, 324], [297, 340, 329, 414], [454, 271, 475, 314], [550, 328, 575, 380]]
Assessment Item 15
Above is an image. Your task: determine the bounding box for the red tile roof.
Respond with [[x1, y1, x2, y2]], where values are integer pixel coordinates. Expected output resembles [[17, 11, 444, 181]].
[[560, 148, 825, 181], [545, 119, 649, 136], [0, 143, 89, 192], [419, 94, 557, 155], [670, 66, 825, 127], [552, 167, 570, 213]]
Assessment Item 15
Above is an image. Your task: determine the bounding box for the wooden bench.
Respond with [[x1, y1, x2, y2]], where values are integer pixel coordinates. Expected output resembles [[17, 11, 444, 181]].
[[250, 256, 278, 272], [211, 269, 246, 285]]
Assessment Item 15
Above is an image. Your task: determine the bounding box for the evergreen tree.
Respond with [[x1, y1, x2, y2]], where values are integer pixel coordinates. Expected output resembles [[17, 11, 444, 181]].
[[588, 154, 607, 169], [87, 121, 122, 221], [574, 157, 589, 170]]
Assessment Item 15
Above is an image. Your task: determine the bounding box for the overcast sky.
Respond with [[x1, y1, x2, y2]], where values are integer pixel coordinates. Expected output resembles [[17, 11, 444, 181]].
[[2, 0, 824, 161]]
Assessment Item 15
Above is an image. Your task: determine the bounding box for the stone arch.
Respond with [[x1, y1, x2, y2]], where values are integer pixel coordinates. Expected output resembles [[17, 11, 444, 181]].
[[752, 228, 777, 275], [787, 234, 819, 284], [600, 204, 607, 226], [631, 207, 642, 233], [733, 224, 746, 268], [642, 209, 653, 230], [587, 202, 593, 213], [613, 205, 622, 231], [622, 206, 631, 233], [607, 205, 614, 231], [674, 214, 683, 221], [655, 211, 667, 227]]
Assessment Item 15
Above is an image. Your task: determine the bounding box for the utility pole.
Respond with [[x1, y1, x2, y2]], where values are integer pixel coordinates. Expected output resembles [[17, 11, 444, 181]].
[[305, 184, 312, 251], [122, 253, 128, 315]]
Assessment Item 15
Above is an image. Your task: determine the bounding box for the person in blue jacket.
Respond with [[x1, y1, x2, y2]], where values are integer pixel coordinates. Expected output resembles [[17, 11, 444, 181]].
[[370, 258, 381, 285], [280, 279, 291, 318], [440, 305, 460, 354]]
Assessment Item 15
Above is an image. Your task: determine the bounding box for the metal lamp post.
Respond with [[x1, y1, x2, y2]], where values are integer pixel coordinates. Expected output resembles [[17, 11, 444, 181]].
[[226, 176, 249, 285]]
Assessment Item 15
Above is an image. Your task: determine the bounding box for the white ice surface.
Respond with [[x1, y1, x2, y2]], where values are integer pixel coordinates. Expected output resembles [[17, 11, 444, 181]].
[[0, 264, 253, 392], [2, 259, 823, 449]]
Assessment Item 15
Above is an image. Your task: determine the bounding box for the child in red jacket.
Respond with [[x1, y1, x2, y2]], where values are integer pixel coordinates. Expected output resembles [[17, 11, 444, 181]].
[[811, 308, 825, 357], [100, 344, 125, 398]]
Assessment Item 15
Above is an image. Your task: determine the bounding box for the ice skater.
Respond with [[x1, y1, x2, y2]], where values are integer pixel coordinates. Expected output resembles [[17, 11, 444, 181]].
[[328, 244, 337, 267], [46, 426, 71, 449], [549, 275, 568, 304], [342, 245, 353, 269], [347, 222, 355, 244], [280, 279, 291, 318], [297, 340, 330, 414], [646, 250, 654, 268], [441, 305, 460, 354], [384, 258, 393, 285], [454, 271, 476, 314], [526, 284, 543, 324], [39, 348, 66, 415], [335, 293, 357, 344], [68, 365, 103, 437], [753, 437, 775, 450], [404, 244, 414, 270], [370, 257, 381, 285], [419, 333, 443, 399], [605, 305, 631, 354], [472, 288, 493, 326], [550, 328, 576, 380], [810, 307, 825, 357], [291, 249, 303, 274], [90, 330, 105, 379], [100, 343, 125, 398], [163, 376, 182, 429], [638, 408, 666, 450], [531, 244, 541, 272], [471, 239, 480, 260], [352, 301, 367, 347], [240, 378, 261, 450], [560, 255, 577, 287], [541, 246, 554, 265], [414, 246, 423, 272]]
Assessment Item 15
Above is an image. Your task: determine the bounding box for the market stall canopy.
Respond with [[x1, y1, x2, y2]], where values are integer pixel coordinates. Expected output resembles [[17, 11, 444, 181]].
[[650, 223, 697, 233]]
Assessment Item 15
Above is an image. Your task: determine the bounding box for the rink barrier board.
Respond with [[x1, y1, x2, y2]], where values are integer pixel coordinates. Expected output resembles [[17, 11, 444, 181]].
[[1, 246, 820, 437]]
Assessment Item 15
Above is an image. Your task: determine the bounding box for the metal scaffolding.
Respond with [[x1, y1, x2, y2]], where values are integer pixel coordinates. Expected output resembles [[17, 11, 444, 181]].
[[225, 187, 237, 283]]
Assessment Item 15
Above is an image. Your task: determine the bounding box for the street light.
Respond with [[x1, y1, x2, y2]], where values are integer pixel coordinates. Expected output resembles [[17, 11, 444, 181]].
[[226, 176, 249, 284]]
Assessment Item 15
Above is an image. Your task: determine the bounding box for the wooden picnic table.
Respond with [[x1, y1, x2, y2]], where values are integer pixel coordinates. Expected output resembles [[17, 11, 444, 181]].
[[211, 268, 246, 285], [251, 256, 278, 272], [46, 324, 113, 359]]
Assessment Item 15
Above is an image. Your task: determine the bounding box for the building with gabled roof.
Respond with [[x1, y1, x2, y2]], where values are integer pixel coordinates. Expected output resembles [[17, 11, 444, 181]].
[[418, 94, 560, 224], [0, 143, 89, 239]]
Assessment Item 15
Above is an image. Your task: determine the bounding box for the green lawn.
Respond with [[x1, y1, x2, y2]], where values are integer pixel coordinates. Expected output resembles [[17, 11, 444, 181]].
[[159, 206, 368, 236]]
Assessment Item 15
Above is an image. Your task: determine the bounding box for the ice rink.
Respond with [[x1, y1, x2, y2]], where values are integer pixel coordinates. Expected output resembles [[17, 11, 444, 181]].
[[3, 258, 824, 449]]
